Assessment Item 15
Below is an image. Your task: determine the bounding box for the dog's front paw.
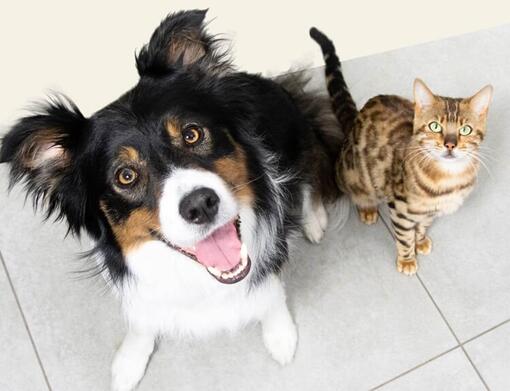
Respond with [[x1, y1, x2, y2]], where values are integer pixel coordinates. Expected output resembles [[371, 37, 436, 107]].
[[303, 217, 325, 243], [316, 201, 328, 231], [397, 257, 418, 276], [263, 316, 298, 365], [111, 353, 146, 391], [302, 195, 328, 243], [111, 332, 155, 391], [111, 349, 149, 391]]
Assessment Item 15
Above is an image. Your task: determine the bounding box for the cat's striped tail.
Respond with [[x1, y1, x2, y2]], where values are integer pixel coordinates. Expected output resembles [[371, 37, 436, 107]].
[[309, 27, 357, 134]]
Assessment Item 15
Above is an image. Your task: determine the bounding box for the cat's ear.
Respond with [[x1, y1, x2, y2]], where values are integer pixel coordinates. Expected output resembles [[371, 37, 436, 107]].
[[414, 78, 436, 109], [468, 85, 493, 116], [136, 9, 230, 77]]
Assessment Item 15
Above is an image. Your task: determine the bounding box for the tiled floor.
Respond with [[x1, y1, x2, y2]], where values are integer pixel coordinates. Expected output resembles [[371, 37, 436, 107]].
[[1, 25, 509, 391]]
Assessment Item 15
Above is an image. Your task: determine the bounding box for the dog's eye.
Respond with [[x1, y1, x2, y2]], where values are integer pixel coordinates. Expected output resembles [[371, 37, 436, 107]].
[[116, 167, 138, 186], [182, 125, 203, 145]]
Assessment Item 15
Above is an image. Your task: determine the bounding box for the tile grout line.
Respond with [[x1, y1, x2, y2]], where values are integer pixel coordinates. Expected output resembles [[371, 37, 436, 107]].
[[377, 213, 493, 390], [369, 345, 460, 390], [416, 274, 490, 390], [371, 214, 467, 389], [462, 317, 510, 345], [0, 250, 53, 391], [380, 212, 509, 345]]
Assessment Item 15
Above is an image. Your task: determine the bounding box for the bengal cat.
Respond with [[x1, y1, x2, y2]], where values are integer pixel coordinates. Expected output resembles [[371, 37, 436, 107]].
[[310, 27, 493, 275]]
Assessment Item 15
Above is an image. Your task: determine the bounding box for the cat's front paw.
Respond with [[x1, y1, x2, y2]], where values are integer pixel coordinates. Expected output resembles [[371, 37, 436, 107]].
[[397, 257, 418, 276], [416, 236, 432, 255], [358, 208, 378, 225]]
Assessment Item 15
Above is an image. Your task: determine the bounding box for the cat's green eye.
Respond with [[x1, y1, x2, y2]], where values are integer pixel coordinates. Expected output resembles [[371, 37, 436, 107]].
[[459, 125, 473, 136], [428, 121, 443, 133]]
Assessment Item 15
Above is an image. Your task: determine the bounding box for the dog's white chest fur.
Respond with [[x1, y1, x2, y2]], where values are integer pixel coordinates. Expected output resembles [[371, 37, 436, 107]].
[[111, 239, 298, 391], [120, 240, 276, 337]]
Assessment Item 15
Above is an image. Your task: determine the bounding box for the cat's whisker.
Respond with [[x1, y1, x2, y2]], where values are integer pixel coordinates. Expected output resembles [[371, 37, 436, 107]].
[[405, 147, 429, 164], [477, 144, 496, 152], [406, 150, 424, 162], [468, 149, 492, 163], [466, 151, 493, 178], [475, 149, 496, 163], [419, 152, 433, 167]]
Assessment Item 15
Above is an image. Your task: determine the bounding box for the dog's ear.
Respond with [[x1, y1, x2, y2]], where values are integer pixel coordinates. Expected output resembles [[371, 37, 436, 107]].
[[0, 96, 90, 234], [136, 9, 230, 76]]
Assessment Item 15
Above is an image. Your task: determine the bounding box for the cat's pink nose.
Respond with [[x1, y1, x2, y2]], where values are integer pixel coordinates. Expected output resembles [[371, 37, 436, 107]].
[[445, 142, 456, 151]]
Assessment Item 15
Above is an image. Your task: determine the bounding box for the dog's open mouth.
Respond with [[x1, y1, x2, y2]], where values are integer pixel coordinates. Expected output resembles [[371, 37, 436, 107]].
[[155, 218, 251, 284]]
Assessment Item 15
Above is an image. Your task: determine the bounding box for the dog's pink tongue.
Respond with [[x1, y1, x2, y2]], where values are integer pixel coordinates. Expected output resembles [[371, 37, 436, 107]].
[[195, 222, 241, 271]]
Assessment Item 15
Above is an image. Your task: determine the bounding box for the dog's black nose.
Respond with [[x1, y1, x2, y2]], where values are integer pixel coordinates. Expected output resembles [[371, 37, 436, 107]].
[[179, 187, 220, 224]]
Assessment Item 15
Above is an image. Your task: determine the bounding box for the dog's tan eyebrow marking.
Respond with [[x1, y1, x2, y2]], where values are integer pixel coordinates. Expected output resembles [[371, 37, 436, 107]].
[[166, 118, 181, 139], [119, 146, 141, 163]]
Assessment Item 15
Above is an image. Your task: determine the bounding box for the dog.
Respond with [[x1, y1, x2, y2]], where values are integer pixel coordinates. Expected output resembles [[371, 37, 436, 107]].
[[0, 10, 343, 390]]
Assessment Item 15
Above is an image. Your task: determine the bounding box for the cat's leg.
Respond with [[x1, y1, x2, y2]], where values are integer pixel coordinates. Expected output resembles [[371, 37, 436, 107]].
[[302, 186, 328, 243], [357, 205, 379, 225], [415, 217, 434, 255], [389, 205, 418, 275], [111, 329, 156, 391], [339, 159, 379, 225], [350, 195, 379, 225]]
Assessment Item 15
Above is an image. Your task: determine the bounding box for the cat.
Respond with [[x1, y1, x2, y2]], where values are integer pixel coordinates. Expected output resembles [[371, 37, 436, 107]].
[[310, 27, 493, 275]]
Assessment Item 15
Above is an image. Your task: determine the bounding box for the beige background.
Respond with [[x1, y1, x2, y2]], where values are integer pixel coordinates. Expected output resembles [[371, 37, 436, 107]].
[[0, 0, 509, 124]]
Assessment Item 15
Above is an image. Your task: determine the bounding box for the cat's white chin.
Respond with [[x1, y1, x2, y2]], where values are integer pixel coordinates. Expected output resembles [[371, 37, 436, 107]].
[[436, 155, 471, 173]]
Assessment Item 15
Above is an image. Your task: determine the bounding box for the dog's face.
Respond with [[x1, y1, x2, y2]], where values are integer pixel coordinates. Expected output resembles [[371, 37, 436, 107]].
[[0, 10, 256, 284]]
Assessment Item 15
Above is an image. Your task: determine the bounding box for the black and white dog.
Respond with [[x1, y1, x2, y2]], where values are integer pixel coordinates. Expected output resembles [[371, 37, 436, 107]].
[[0, 10, 343, 390]]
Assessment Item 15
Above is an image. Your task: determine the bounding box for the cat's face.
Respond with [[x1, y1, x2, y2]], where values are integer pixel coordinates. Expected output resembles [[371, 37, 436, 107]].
[[412, 79, 493, 172]]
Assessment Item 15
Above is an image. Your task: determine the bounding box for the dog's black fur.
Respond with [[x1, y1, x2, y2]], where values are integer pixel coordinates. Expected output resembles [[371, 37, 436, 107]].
[[0, 10, 340, 285]]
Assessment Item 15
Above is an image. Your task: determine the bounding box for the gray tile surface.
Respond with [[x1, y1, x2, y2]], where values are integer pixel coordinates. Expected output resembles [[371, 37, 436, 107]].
[[0, 165, 122, 391], [1, 24, 509, 391], [377, 348, 485, 391], [465, 321, 510, 391], [0, 253, 49, 391]]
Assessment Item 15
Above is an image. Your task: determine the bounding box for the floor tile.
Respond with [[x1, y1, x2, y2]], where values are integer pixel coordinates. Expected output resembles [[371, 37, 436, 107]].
[[377, 348, 485, 391], [0, 253, 49, 391], [0, 165, 123, 391], [464, 321, 510, 391]]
